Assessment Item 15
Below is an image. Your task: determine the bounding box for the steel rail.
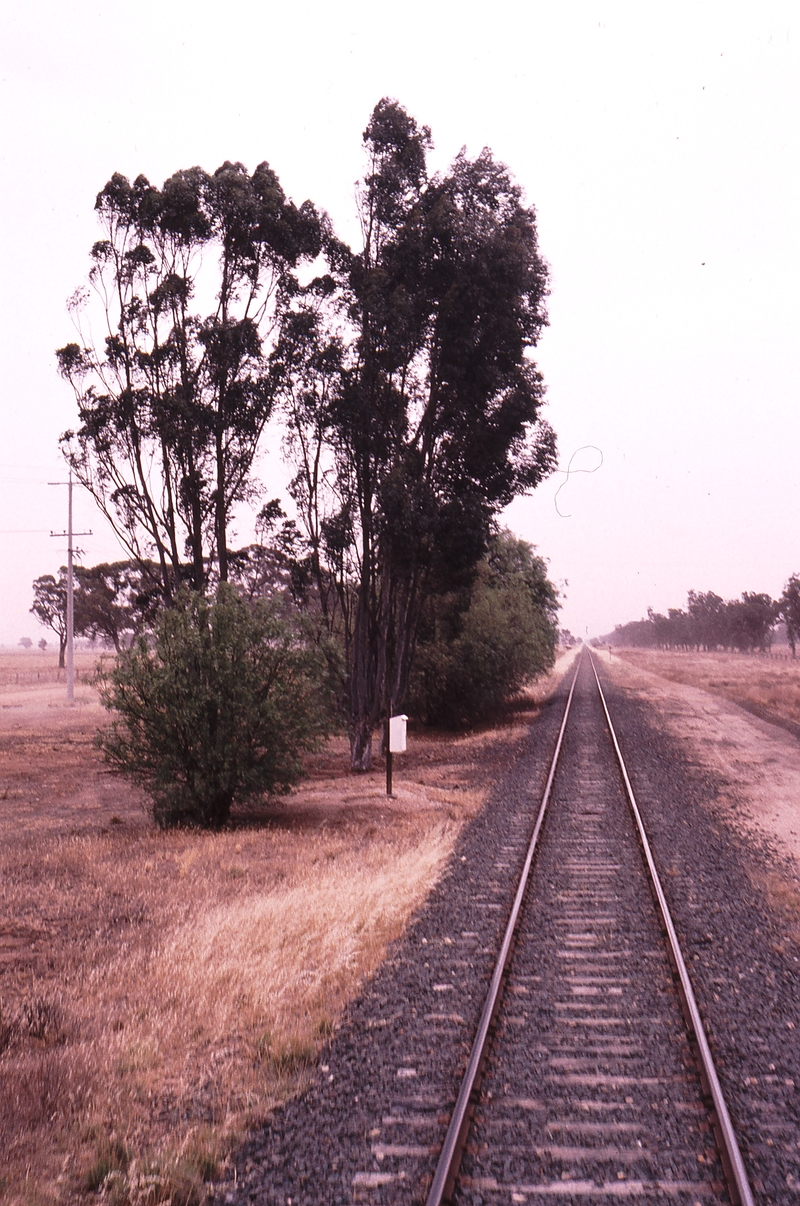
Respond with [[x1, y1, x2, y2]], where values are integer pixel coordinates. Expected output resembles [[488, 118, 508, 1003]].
[[425, 650, 584, 1206], [588, 649, 755, 1206]]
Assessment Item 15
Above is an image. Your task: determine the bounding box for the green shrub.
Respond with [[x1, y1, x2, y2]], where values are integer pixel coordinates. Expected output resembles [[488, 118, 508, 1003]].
[[96, 586, 332, 828], [409, 531, 558, 726]]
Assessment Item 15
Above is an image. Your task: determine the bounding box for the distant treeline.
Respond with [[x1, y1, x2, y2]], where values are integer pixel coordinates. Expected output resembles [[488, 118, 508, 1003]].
[[609, 577, 800, 656]]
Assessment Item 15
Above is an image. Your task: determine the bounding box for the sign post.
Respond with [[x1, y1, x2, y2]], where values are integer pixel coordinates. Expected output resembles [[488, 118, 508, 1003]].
[[386, 714, 408, 797]]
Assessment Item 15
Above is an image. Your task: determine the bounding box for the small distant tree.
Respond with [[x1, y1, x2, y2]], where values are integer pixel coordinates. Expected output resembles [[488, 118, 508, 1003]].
[[18, 637, 33, 650], [780, 574, 800, 658], [96, 586, 332, 828], [726, 592, 777, 653], [74, 560, 163, 650], [38, 638, 47, 652], [30, 572, 67, 667]]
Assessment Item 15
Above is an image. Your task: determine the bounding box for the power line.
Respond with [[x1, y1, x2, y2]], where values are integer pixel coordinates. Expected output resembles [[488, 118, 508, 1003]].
[[0, 462, 67, 470]]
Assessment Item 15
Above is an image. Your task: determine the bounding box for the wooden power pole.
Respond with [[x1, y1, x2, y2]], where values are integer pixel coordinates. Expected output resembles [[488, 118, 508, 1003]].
[[49, 471, 91, 702]]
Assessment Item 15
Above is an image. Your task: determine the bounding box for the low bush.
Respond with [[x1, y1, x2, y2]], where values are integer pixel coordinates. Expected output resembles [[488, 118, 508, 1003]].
[[96, 586, 332, 828]]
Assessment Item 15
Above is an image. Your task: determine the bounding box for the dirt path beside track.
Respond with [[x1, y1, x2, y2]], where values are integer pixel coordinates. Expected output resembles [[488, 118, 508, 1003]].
[[600, 649, 800, 882]]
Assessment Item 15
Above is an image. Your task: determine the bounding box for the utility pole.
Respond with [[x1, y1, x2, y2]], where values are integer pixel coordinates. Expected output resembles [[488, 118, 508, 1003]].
[[49, 471, 91, 703]]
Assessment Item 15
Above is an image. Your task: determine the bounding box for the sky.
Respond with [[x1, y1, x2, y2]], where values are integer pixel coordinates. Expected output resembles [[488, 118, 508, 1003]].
[[1, 0, 797, 644]]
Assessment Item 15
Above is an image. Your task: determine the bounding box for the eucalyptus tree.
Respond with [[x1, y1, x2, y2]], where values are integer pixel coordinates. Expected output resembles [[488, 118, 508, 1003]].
[[687, 590, 726, 650], [31, 572, 68, 666], [73, 560, 163, 650], [276, 100, 557, 768], [726, 591, 778, 653], [780, 574, 800, 657], [57, 163, 322, 596]]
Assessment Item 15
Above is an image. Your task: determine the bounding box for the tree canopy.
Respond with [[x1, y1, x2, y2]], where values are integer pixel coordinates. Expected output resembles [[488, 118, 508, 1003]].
[[31, 561, 162, 657], [57, 162, 323, 597], [73, 561, 163, 651]]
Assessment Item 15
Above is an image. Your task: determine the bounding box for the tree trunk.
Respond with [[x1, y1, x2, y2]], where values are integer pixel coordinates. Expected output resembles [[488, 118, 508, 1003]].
[[216, 379, 228, 583], [58, 636, 66, 669], [349, 719, 373, 771], [347, 532, 382, 769], [216, 463, 228, 584], [189, 474, 205, 591]]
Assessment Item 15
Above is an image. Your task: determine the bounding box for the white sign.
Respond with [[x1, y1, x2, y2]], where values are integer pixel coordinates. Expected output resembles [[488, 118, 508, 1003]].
[[389, 714, 408, 753]]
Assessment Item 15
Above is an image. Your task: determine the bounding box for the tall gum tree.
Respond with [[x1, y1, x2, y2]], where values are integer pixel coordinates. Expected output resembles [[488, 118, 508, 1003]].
[[275, 100, 557, 769], [57, 163, 322, 596]]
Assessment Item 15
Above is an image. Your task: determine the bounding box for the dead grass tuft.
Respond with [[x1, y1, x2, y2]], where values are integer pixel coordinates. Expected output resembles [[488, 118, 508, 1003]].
[[0, 1000, 17, 1054], [20, 995, 66, 1044], [83, 1129, 221, 1206], [84, 1136, 131, 1192]]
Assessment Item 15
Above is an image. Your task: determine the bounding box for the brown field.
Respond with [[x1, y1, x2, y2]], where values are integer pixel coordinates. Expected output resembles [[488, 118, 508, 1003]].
[[612, 647, 800, 730], [0, 649, 571, 1204]]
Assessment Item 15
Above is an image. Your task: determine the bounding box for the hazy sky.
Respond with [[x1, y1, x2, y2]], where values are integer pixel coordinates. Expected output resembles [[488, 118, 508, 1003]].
[[1, 1, 797, 644]]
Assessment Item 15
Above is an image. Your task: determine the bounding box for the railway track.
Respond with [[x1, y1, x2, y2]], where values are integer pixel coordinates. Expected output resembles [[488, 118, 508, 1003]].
[[232, 645, 800, 1204], [424, 647, 753, 1204]]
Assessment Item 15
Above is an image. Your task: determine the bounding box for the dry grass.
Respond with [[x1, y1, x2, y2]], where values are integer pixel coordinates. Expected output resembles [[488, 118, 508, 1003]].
[[0, 650, 561, 1204], [612, 648, 800, 729], [607, 647, 800, 936]]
